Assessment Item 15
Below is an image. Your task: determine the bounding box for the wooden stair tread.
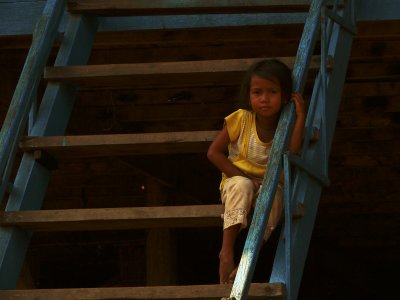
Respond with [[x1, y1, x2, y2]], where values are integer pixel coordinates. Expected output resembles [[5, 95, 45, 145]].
[[20, 131, 219, 157], [0, 205, 223, 231], [0, 204, 305, 232], [67, 0, 309, 15], [44, 56, 320, 89], [0, 283, 285, 299]]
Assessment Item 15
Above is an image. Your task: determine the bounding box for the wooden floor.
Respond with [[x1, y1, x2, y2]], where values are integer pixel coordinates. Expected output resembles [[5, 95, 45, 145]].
[[0, 19, 399, 299]]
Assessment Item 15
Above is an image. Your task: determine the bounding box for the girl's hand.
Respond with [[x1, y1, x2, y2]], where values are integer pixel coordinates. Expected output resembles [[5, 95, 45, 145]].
[[291, 92, 306, 119], [288, 92, 306, 154]]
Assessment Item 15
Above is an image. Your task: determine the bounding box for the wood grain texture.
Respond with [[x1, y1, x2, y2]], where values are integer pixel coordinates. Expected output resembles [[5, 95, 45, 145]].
[[19, 131, 219, 157], [0, 282, 284, 299], [44, 56, 321, 89], [0, 205, 223, 231]]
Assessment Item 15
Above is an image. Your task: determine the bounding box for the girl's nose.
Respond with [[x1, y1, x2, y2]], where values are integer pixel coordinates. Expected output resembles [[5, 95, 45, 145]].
[[260, 93, 269, 103]]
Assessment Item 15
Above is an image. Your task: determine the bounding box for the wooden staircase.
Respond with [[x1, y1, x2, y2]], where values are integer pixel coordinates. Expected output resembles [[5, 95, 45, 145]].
[[0, 1, 356, 299]]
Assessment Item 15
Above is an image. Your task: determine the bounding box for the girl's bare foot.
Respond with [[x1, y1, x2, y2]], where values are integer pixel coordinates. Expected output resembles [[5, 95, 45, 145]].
[[219, 251, 235, 284]]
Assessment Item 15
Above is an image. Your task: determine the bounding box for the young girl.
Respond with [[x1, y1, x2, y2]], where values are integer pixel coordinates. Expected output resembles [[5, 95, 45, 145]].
[[207, 59, 305, 284]]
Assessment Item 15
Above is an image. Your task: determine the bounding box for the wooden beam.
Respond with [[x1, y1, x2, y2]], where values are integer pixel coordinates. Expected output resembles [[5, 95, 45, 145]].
[[146, 178, 177, 285], [19, 131, 219, 157], [44, 57, 321, 89], [0, 205, 223, 231], [67, 0, 310, 15], [0, 283, 285, 299]]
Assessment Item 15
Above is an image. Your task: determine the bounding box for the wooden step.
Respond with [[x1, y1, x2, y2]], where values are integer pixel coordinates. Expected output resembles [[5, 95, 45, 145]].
[[19, 131, 219, 158], [0, 204, 305, 232], [0, 283, 285, 299], [0, 205, 223, 232], [44, 56, 321, 89], [67, 0, 309, 15]]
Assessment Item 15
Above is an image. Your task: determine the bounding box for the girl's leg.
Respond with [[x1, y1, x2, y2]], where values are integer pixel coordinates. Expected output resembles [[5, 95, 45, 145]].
[[263, 186, 284, 241], [219, 224, 240, 284], [227, 186, 284, 282], [220, 176, 254, 284]]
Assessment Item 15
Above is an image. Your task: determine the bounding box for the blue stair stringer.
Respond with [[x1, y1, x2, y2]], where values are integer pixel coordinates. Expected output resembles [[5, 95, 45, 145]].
[[230, 1, 356, 299], [0, 0, 98, 288], [0, 0, 356, 298]]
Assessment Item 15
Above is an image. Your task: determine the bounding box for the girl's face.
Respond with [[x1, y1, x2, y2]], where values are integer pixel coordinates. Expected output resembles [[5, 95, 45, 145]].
[[249, 75, 283, 119]]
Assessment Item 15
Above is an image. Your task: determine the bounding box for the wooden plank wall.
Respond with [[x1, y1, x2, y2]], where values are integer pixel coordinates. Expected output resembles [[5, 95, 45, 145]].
[[0, 20, 399, 298]]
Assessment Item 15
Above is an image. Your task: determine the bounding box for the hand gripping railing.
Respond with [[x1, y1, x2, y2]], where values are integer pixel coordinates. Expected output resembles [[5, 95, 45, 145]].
[[0, 0, 66, 205], [229, 0, 322, 299]]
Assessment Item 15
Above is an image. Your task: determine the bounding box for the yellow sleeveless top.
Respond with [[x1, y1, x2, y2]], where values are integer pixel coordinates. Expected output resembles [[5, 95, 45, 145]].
[[220, 109, 273, 191]]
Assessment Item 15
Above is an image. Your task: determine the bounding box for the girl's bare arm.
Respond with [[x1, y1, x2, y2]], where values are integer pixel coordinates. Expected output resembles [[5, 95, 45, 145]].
[[207, 126, 245, 178], [288, 92, 306, 154]]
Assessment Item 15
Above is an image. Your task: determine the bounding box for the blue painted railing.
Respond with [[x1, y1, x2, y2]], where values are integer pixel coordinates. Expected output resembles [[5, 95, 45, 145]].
[[0, 0, 66, 206], [0, 2, 99, 290], [229, 1, 322, 298], [230, 0, 356, 299]]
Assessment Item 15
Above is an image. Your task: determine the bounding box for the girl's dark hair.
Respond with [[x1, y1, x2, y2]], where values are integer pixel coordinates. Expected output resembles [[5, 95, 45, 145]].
[[238, 59, 293, 110]]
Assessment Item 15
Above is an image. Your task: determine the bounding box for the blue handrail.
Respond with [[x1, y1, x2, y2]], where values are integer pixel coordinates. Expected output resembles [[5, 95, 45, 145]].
[[230, 0, 356, 299], [230, 0, 322, 298], [0, 0, 66, 204]]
